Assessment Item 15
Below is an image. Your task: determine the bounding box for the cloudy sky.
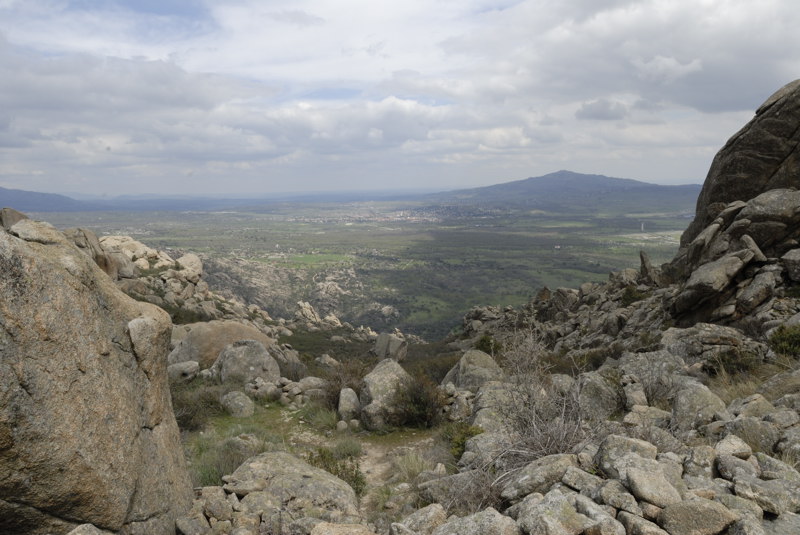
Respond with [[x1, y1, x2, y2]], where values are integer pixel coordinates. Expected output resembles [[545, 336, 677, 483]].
[[0, 0, 798, 197]]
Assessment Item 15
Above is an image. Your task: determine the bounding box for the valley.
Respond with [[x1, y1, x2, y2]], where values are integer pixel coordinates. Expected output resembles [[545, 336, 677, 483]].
[[36, 194, 690, 339]]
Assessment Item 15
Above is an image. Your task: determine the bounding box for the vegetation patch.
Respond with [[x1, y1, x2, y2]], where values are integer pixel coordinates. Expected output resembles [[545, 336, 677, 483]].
[[388, 375, 447, 429], [439, 422, 484, 460], [620, 285, 652, 306], [769, 324, 800, 358], [305, 446, 367, 497]]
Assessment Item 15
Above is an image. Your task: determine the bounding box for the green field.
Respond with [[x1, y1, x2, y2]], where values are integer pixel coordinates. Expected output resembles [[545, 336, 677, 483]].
[[36, 202, 688, 339]]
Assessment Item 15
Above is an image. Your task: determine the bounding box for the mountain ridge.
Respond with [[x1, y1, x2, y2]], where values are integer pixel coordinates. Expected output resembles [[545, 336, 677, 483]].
[[1, 171, 701, 213]]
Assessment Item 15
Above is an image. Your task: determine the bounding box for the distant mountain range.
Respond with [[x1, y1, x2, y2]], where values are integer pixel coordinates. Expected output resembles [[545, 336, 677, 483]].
[[0, 171, 701, 214], [427, 170, 701, 214]]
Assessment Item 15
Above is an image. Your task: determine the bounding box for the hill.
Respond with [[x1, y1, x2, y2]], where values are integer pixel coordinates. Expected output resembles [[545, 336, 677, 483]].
[[427, 170, 701, 215], [0, 185, 98, 212]]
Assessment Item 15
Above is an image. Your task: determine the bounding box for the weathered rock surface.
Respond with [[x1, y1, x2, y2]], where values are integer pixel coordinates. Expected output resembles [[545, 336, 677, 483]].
[[680, 79, 800, 248], [209, 339, 281, 385], [221, 452, 362, 524], [359, 358, 413, 430], [441, 349, 503, 393], [0, 216, 192, 534], [168, 320, 275, 369]]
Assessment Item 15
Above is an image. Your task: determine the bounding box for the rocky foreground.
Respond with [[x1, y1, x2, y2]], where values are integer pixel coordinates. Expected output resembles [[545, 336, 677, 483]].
[[1, 80, 800, 534]]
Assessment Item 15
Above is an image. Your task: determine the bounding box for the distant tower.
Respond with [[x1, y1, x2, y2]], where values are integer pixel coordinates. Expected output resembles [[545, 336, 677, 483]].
[[641, 222, 645, 232]]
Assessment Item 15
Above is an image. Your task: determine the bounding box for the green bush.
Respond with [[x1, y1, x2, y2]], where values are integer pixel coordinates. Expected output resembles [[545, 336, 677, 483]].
[[439, 422, 484, 460], [769, 324, 800, 358], [331, 437, 363, 459], [620, 285, 651, 307], [170, 378, 227, 432], [474, 334, 502, 356], [297, 403, 339, 431], [389, 375, 446, 429], [190, 436, 255, 487], [306, 447, 367, 496]]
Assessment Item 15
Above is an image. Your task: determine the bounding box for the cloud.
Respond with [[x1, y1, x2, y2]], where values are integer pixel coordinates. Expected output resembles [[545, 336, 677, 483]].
[[575, 99, 629, 121], [0, 1, 799, 195]]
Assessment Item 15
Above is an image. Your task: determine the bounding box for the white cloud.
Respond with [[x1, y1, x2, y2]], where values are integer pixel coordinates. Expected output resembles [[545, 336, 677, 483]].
[[0, 0, 798, 195]]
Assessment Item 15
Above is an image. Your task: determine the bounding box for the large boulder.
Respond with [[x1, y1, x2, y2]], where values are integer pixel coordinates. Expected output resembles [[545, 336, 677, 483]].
[[222, 451, 362, 525], [680, 79, 800, 248], [209, 339, 281, 385], [0, 216, 191, 534], [359, 359, 413, 430], [373, 332, 408, 362], [167, 319, 275, 369], [441, 349, 503, 393]]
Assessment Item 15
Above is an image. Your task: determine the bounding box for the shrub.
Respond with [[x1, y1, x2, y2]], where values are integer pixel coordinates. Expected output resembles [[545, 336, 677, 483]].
[[769, 324, 800, 358], [170, 378, 227, 432], [496, 329, 587, 470], [319, 356, 374, 410], [474, 334, 502, 356], [389, 375, 446, 429], [439, 422, 484, 460], [392, 451, 433, 483], [190, 436, 256, 487], [439, 468, 504, 516], [306, 447, 367, 496], [297, 403, 339, 431], [620, 285, 651, 306], [331, 437, 363, 459]]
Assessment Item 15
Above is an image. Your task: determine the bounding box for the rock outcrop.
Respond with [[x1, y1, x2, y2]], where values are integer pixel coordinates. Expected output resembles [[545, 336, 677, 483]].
[[0, 216, 191, 534], [681, 79, 800, 247]]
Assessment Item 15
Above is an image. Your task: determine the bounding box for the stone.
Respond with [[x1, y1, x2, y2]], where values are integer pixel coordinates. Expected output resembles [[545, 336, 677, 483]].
[[359, 359, 413, 430], [223, 451, 361, 524], [616, 512, 669, 535], [0, 206, 28, 229], [734, 474, 795, 515], [717, 454, 760, 480], [593, 435, 657, 480], [781, 249, 800, 281], [673, 252, 752, 313], [338, 387, 361, 421], [672, 382, 728, 433], [577, 371, 623, 421], [310, 523, 377, 535], [728, 517, 767, 535], [430, 507, 519, 535], [516, 490, 594, 535], [626, 467, 682, 508], [0, 220, 192, 535], [716, 434, 753, 459], [168, 320, 275, 369], [221, 391, 255, 418], [500, 454, 578, 502], [763, 512, 800, 535], [679, 79, 800, 247], [595, 480, 642, 516], [658, 498, 737, 535], [391, 503, 447, 535], [168, 360, 201, 383], [176, 253, 203, 284], [441, 349, 503, 393], [724, 418, 780, 454], [210, 340, 281, 386], [373, 332, 408, 361], [66, 526, 115, 535], [729, 394, 775, 418]]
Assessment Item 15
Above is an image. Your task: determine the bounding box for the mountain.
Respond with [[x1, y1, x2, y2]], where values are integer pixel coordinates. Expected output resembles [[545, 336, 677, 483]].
[[1, 171, 701, 214], [0, 185, 99, 212], [427, 170, 702, 215]]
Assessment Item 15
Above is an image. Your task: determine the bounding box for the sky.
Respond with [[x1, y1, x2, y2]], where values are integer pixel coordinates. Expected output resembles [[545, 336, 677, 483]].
[[0, 1, 798, 197]]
